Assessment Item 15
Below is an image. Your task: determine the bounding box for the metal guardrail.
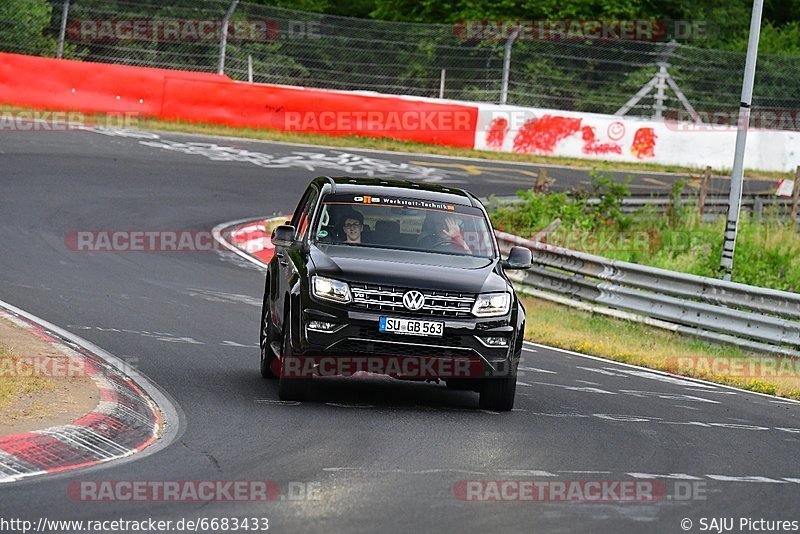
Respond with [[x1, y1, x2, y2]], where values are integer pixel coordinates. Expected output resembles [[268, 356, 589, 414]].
[[495, 230, 800, 357], [222, 215, 799, 356], [488, 195, 794, 220], [590, 196, 792, 216]]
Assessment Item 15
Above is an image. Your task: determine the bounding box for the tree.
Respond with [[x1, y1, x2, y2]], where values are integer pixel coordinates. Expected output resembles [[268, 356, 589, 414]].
[[0, 0, 58, 56]]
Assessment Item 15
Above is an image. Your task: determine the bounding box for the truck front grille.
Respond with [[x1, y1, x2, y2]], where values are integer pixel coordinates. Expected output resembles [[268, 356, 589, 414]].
[[350, 283, 475, 318]]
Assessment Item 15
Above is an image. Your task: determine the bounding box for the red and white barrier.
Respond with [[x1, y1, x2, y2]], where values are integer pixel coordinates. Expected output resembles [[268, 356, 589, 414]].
[[0, 53, 477, 149], [474, 103, 800, 173]]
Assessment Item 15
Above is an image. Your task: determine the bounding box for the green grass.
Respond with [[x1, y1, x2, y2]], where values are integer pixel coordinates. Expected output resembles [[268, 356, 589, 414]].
[[522, 296, 800, 400], [0, 344, 53, 416], [628, 216, 800, 290]]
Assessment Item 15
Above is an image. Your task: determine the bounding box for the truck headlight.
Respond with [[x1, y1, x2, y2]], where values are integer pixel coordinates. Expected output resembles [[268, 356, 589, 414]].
[[472, 292, 510, 317], [312, 276, 352, 303]]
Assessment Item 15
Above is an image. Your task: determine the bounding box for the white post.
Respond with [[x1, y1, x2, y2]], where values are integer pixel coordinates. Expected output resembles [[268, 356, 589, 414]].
[[500, 26, 520, 105], [653, 64, 668, 119], [217, 0, 240, 75], [56, 0, 70, 59], [248, 54, 253, 83], [439, 68, 446, 98], [720, 0, 764, 281]]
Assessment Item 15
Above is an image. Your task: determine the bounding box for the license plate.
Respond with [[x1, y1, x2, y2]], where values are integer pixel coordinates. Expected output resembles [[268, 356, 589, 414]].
[[379, 317, 444, 337]]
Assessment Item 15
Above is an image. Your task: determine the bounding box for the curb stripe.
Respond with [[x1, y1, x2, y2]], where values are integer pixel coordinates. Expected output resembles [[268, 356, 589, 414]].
[[225, 219, 277, 263]]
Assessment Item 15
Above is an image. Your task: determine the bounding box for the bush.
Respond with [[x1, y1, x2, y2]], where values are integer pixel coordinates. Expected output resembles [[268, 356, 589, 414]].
[[492, 171, 632, 236]]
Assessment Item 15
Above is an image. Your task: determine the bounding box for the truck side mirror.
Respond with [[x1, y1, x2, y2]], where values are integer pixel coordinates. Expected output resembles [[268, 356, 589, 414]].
[[271, 225, 296, 247], [502, 246, 532, 269]]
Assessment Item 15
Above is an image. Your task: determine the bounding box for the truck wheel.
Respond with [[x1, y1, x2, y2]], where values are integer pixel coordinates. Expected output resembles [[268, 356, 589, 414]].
[[277, 318, 311, 401], [479, 353, 520, 412], [479, 375, 517, 411], [259, 310, 278, 379]]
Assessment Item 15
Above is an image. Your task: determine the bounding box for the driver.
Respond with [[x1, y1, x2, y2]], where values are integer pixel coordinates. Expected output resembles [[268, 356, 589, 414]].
[[419, 212, 471, 254], [339, 208, 364, 244]]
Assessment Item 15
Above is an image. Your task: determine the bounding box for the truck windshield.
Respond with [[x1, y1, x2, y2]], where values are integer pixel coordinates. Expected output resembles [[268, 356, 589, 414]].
[[312, 194, 496, 258]]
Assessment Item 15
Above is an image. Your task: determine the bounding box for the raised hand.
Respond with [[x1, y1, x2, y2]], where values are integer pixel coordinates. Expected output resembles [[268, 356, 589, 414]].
[[443, 217, 461, 239]]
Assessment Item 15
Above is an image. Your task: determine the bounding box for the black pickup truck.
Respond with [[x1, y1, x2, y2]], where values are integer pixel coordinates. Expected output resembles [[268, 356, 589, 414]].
[[260, 176, 531, 411]]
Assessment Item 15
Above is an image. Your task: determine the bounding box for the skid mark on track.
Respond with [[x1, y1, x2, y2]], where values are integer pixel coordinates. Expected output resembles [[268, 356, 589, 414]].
[[325, 403, 375, 409], [89, 128, 462, 182], [533, 381, 617, 395], [619, 390, 719, 404], [518, 366, 556, 374], [68, 325, 205, 345], [220, 340, 258, 348], [614, 368, 717, 388], [185, 288, 261, 307], [577, 366, 625, 377], [254, 399, 301, 406], [319, 466, 800, 485]]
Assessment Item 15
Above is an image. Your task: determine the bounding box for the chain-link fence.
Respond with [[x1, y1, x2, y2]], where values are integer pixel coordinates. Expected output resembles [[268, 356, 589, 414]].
[[4, 0, 800, 126]]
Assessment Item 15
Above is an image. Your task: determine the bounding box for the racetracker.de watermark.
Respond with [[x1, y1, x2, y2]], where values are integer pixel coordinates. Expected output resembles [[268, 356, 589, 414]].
[[0, 355, 138, 379], [668, 356, 800, 378], [66, 18, 321, 42], [453, 19, 710, 42], [665, 109, 800, 131], [282, 110, 474, 133], [531, 229, 747, 256], [453, 479, 669, 502], [535, 230, 657, 254], [65, 231, 225, 253], [67, 480, 321, 502], [0, 111, 138, 132], [280, 355, 493, 379]]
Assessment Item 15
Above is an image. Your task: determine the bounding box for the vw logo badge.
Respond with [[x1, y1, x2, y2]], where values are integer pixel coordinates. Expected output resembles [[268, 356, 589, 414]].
[[402, 290, 425, 311]]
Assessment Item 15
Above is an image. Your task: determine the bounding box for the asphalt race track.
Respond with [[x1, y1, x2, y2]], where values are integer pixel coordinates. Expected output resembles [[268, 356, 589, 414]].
[[0, 127, 797, 533]]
